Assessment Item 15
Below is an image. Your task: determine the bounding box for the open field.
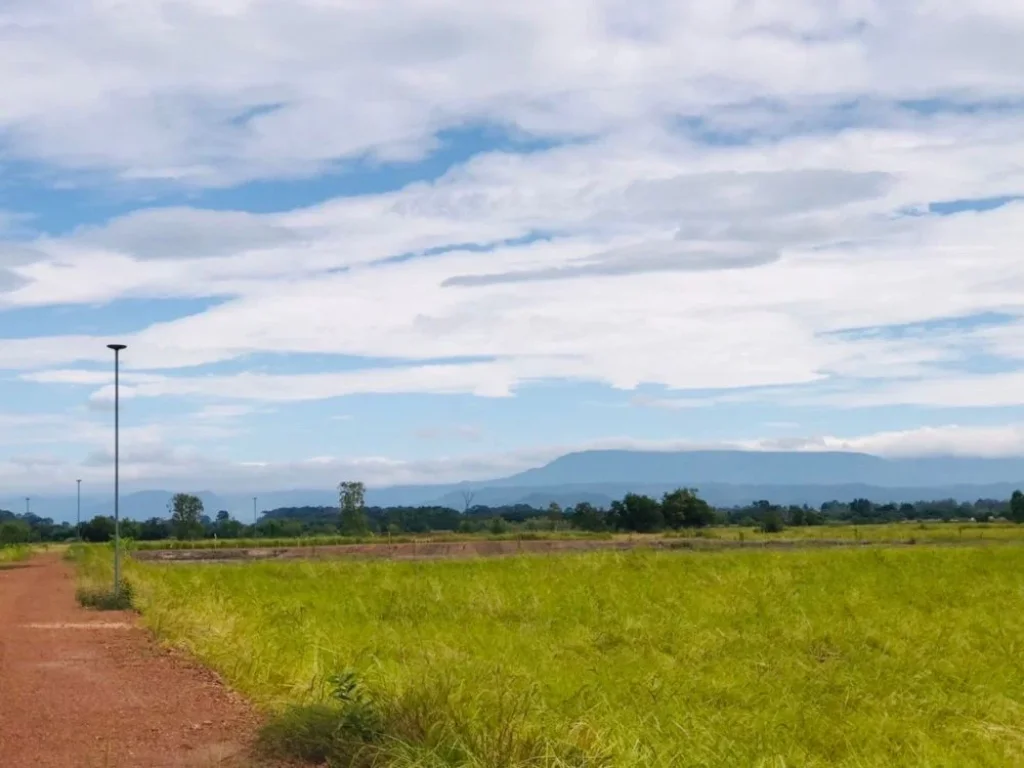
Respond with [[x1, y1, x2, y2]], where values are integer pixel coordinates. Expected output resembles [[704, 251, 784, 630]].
[[78, 543, 1024, 767], [701, 521, 1024, 543]]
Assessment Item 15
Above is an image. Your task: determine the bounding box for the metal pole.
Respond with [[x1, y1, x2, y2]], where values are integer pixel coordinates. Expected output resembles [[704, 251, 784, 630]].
[[25, 497, 29, 516], [253, 496, 258, 533], [76, 479, 81, 540], [108, 344, 126, 596]]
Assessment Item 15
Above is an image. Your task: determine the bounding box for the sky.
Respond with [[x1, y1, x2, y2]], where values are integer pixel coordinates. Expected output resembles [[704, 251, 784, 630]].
[[3, 0, 1024, 494]]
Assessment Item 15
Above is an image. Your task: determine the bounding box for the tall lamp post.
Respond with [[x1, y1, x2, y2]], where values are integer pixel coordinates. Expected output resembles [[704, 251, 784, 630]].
[[108, 343, 127, 596], [25, 497, 29, 516], [253, 496, 258, 535], [76, 479, 82, 541]]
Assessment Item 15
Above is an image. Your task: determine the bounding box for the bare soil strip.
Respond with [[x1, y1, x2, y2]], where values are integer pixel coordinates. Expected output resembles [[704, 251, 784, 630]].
[[0, 554, 270, 768], [134, 535, 906, 563], [135, 534, 1024, 564]]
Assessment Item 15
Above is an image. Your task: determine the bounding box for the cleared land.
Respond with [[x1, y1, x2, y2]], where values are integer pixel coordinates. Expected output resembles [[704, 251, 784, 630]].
[[82, 543, 1024, 767], [132, 522, 1024, 563]]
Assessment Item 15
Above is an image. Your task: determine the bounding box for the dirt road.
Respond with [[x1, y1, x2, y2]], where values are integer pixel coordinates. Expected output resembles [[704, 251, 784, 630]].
[[0, 555, 268, 767]]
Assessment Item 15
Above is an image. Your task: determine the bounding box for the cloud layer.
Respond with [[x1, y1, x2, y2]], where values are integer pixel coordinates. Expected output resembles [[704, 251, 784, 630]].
[[3, 1, 1024, 182], [2, 1, 1024, 489]]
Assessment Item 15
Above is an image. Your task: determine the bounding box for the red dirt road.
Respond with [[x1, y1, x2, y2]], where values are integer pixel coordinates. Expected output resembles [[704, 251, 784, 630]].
[[0, 555, 268, 767]]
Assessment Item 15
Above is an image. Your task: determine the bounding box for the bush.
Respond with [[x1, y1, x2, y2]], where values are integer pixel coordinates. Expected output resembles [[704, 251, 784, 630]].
[[76, 580, 134, 611], [759, 509, 786, 534], [258, 670, 384, 766]]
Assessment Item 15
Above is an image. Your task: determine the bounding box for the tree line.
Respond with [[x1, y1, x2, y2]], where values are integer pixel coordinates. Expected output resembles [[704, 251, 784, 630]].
[[5, 487, 1024, 544]]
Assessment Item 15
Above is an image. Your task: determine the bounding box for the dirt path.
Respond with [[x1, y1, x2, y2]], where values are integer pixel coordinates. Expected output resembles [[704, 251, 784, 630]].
[[0, 555, 269, 768]]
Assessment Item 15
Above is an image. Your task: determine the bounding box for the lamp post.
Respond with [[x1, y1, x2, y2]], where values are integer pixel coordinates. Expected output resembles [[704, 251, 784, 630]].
[[253, 496, 258, 532], [76, 479, 82, 541], [108, 343, 127, 596], [25, 497, 29, 516]]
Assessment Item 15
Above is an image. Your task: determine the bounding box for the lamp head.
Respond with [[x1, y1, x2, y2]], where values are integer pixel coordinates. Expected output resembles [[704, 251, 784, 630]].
[[107, 343, 127, 351]]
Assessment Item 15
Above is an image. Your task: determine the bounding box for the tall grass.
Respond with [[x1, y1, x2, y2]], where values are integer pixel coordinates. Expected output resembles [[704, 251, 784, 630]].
[[98, 545, 1024, 767], [67, 543, 133, 609], [677, 521, 1024, 543], [0, 544, 31, 563]]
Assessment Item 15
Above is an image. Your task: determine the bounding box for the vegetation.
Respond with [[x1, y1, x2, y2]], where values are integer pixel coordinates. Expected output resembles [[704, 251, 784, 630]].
[[338, 481, 370, 536], [10, 490, 1024, 545], [69, 543, 134, 609], [84, 544, 1024, 767], [0, 543, 31, 563], [1012, 490, 1024, 523], [75, 581, 134, 610], [171, 493, 205, 540]]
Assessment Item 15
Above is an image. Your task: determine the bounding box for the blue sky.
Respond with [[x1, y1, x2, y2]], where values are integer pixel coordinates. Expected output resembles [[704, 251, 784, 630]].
[[2, 1, 1024, 493]]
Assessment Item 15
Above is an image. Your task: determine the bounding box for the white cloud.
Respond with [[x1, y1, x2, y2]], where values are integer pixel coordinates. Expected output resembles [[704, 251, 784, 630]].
[[3, 0, 1024, 478], [7, 422, 1024, 494], [6, 192, 1024, 403], [814, 371, 1024, 409], [760, 423, 1024, 459], [0, 1, 1022, 183]]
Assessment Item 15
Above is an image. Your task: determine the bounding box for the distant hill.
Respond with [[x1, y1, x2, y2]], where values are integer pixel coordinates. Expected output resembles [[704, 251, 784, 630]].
[[492, 450, 1024, 488], [10, 449, 1024, 522], [389, 450, 1024, 508]]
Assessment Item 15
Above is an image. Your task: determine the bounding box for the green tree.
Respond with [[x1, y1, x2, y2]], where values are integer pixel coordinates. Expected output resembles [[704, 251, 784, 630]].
[[81, 515, 115, 543], [339, 481, 370, 536], [171, 493, 205, 540], [661, 488, 714, 529], [610, 493, 664, 533], [1011, 490, 1024, 524], [0, 519, 31, 545], [568, 502, 607, 532], [120, 519, 142, 540], [849, 498, 875, 522], [759, 507, 786, 534], [139, 517, 170, 540]]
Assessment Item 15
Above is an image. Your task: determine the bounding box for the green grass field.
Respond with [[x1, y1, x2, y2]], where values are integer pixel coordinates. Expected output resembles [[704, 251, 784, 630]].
[[678, 521, 1024, 543], [75, 543, 1024, 767]]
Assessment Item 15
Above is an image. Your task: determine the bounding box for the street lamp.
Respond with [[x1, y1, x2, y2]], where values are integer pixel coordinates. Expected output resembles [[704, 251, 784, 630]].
[[25, 497, 29, 516], [108, 343, 127, 596], [253, 496, 258, 533], [76, 479, 82, 541]]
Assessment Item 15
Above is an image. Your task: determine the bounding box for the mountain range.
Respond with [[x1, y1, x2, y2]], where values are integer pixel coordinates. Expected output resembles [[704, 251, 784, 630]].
[[8, 449, 1024, 523]]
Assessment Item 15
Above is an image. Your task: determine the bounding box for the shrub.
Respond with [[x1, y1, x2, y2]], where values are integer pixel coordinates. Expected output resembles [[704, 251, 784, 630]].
[[76, 579, 134, 611], [258, 669, 384, 766], [759, 509, 786, 534]]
